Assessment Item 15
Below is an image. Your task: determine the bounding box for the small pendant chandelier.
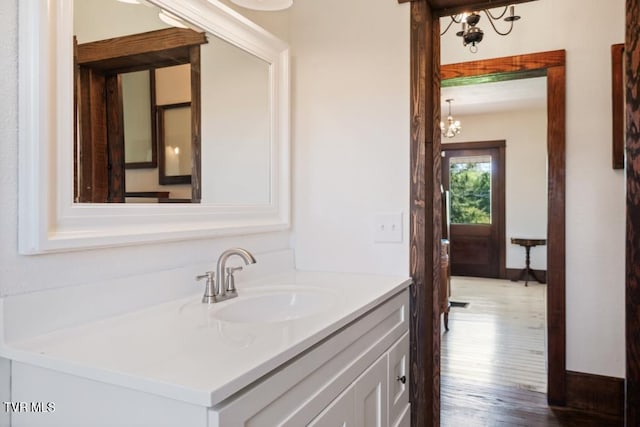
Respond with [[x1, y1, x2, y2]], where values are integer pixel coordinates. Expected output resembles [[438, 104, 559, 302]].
[[441, 99, 462, 138], [441, 5, 521, 53]]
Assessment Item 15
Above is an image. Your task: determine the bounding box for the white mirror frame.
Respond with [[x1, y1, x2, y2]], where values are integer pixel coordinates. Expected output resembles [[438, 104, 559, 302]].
[[18, 0, 290, 254]]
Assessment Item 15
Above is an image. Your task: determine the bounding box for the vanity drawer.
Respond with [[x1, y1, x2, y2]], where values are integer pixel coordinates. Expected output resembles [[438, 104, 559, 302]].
[[208, 289, 409, 427]]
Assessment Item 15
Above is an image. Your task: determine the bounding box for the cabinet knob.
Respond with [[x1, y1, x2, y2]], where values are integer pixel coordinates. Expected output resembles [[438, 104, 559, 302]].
[[396, 375, 406, 384]]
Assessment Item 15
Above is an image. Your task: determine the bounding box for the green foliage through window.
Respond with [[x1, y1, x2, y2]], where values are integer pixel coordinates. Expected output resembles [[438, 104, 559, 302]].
[[449, 157, 491, 224]]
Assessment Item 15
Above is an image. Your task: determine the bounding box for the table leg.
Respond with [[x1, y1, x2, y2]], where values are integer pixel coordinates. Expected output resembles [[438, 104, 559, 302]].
[[511, 245, 546, 285]]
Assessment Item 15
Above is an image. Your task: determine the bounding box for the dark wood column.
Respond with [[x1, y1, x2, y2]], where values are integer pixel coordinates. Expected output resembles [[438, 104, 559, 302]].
[[546, 64, 566, 407], [626, 0, 640, 425], [409, 1, 441, 426]]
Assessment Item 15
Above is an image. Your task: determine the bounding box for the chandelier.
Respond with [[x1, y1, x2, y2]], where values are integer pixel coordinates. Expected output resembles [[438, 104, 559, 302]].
[[441, 99, 461, 138], [441, 5, 520, 53]]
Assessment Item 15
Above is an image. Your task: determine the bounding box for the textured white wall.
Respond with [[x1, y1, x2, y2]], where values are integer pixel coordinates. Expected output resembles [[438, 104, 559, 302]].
[[290, 0, 410, 276], [443, 108, 548, 271], [442, 0, 626, 378]]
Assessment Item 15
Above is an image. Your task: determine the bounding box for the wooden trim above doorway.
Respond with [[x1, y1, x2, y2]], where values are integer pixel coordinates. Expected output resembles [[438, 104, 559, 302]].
[[441, 50, 565, 80], [397, 0, 537, 17], [76, 28, 207, 72]]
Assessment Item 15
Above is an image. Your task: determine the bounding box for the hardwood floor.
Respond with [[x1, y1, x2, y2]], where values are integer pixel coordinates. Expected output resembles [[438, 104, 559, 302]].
[[442, 276, 547, 393], [441, 277, 623, 426]]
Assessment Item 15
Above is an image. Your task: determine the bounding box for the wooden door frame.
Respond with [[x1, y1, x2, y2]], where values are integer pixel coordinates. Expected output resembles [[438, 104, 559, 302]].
[[442, 140, 506, 279], [408, 3, 441, 425], [626, 0, 640, 425], [442, 54, 566, 407], [408, 2, 567, 420]]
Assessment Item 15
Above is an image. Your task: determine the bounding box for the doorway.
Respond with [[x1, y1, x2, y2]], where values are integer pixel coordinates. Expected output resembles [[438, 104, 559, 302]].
[[407, 39, 567, 425], [442, 141, 506, 278], [438, 52, 566, 407]]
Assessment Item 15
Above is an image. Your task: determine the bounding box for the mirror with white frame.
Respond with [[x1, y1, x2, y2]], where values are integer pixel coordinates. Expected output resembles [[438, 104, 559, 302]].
[[18, 0, 290, 253]]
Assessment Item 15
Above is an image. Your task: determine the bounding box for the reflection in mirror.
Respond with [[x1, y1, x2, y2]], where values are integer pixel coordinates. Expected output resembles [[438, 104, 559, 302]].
[[74, 1, 204, 204], [159, 103, 192, 184], [201, 36, 271, 205], [122, 70, 156, 168], [73, 0, 272, 206]]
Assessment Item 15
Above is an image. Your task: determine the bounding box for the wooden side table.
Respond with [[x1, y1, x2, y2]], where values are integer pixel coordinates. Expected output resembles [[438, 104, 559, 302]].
[[510, 238, 546, 286]]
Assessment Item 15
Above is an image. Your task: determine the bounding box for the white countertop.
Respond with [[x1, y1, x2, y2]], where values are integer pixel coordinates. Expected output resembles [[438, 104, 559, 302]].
[[1, 271, 411, 407]]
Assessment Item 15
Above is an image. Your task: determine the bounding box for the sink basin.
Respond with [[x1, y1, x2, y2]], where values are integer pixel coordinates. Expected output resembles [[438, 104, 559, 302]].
[[213, 288, 337, 323], [179, 286, 338, 323]]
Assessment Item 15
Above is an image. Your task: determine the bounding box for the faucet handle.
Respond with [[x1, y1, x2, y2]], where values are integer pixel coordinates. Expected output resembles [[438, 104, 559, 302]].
[[225, 266, 243, 294], [196, 271, 215, 282], [196, 271, 217, 304]]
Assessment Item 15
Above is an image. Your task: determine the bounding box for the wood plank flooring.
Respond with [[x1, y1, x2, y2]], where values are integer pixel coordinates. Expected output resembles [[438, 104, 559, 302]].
[[441, 277, 623, 426], [442, 276, 547, 393]]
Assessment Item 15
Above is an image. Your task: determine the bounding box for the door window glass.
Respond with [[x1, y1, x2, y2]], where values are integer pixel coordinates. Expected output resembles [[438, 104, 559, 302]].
[[449, 155, 492, 224]]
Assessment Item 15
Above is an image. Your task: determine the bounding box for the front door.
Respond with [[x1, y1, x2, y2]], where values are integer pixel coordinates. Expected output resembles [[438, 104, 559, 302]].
[[442, 141, 505, 278]]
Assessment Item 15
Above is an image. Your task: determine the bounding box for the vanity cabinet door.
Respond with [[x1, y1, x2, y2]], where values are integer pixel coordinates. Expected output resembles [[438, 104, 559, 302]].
[[388, 332, 410, 427], [354, 354, 388, 427], [307, 385, 356, 427], [308, 353, 387, 427]]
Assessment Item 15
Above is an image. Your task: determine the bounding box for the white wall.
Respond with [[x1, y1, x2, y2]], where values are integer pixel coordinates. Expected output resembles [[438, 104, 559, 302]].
[[442, 0, 626, 378], [0, 358, 9, 427], [444, 107, 548, 271], [200, 36, 271, 205], [74, 0, 170, 43], [0, 2, 292, 298], [290, 0, 410, 276]]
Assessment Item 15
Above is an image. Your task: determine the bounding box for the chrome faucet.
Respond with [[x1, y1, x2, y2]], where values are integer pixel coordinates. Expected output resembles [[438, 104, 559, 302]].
[[196, 248, 257, 304]]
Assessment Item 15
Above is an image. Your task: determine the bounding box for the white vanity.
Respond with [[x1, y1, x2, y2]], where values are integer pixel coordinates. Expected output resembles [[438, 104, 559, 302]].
[[1, 271, 411, 427]]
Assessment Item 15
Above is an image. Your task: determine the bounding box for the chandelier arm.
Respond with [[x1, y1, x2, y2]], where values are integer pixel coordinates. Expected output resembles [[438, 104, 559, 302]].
[[449, 13, 464, 24], [440, 17, 457, 36], [483, 11, 516, 36], [484, 6, 508, 20]]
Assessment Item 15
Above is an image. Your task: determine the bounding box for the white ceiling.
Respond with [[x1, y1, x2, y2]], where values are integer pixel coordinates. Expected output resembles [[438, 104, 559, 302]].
[[440, 76, 547, 117]]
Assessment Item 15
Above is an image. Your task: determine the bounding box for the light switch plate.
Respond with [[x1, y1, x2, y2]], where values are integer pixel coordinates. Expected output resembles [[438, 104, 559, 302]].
[[373, 212, 403, 243]]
